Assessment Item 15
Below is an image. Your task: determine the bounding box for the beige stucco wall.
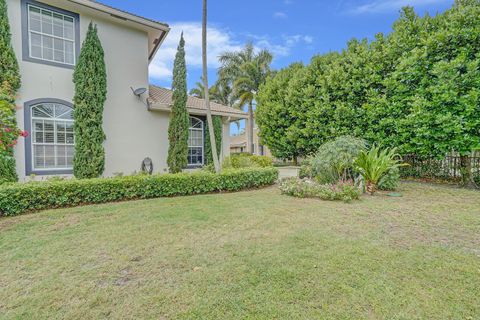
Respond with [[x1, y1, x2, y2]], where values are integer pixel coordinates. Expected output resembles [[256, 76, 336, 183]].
[[221, 118, 231, 163], [230, 127, 272, 157], [7, 0, 171, 180]]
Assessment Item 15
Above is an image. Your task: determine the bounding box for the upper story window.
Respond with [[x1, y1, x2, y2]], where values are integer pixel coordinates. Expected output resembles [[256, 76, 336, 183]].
[[28, 5, 75, 64], [22, 0, 80, 68], [188, 117, 204, 166]]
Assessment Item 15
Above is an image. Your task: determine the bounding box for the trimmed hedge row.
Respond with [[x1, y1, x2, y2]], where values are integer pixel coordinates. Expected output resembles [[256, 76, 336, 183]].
[[0, 167, 279, 216]]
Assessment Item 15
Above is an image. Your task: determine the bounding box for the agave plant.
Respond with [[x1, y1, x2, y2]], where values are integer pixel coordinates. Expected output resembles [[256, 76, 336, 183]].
[[355, 145, 406, 195]]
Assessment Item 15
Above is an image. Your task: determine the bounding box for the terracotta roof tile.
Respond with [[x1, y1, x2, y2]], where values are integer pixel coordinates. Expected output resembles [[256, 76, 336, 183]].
[[148, 85, 247, 118]]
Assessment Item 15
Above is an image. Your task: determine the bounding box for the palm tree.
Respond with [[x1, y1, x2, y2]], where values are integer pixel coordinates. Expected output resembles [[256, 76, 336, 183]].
[[202, 0, 220, 173], [218, 43, 273, 154], [189, 77, 223, 101], [210, 78, 234, 107], [189, 78, 206, 98]]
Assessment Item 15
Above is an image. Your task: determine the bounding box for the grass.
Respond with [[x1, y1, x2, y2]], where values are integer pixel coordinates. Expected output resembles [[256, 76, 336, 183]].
[[1, 182, 479, 319]]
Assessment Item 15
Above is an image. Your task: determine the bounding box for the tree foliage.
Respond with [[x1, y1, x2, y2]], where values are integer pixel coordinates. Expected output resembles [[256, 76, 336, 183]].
[[0, 0, 20, 92], [256, 63, 307, 161], [205, 115, 222, 165], [188, 76, 209, 98], [167, 33, 189, 173], [257, 0, 480, 182], [189, 77, 234, 107], [73, 22, 107, 179], [0, 0, 21, 184], [218, 43, 273, 153]]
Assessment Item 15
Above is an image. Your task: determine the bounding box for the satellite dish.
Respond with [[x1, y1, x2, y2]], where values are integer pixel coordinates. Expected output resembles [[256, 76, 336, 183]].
[[131, 87, 147, 97]]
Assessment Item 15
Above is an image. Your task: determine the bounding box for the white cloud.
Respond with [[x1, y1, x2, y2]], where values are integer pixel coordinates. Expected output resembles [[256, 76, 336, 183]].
[[150, 22, 241, 82], [284, 0, 293, 4], [273, 11, 288, 19], [283, 35, 314, 46], [350, 0, 448, 14], [149, 22, 314, 82], [244, 33, 314, 58]]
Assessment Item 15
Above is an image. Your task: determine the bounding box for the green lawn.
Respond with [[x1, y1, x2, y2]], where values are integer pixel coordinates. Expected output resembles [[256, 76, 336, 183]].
[[1, 182, 479, 319]]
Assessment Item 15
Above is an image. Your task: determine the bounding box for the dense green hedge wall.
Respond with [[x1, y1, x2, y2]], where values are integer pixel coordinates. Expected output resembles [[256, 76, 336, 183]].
[[0, 168, 279, 216], [256, 1, 480, 163]]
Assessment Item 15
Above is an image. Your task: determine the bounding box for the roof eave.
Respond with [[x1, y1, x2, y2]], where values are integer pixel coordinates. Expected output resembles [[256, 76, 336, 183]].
[[149, 29, 169, 63], [66, 0, 170, 60], [148, 102, 248, 120]]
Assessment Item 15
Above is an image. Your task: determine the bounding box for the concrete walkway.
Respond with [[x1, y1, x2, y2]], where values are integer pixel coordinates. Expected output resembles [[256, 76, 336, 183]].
[[277, 167, 300, 179]]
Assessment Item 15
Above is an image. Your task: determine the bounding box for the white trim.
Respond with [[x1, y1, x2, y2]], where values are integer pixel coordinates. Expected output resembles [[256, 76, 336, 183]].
[[188, 116, 204, 166], [27, 4, 76, 66], [30, 103, 75, 171], [149, 103, 248, 120]]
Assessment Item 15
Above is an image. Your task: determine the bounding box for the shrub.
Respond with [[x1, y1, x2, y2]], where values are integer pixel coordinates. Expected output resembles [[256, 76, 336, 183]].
[[205, 115, 222, 165], [0, 153, 17, 185], [222, 155, 257, 169], [355, 145, 405, 195], [473, 173, 480, 188], [378, 166, 400, 191], [222, 153, 273, 169], [311, 136, 367, 183], [299, 157, 314, 178], [278, 177, 360, 202], [0, 167, 279, 216], [250, 155, 273, 167]]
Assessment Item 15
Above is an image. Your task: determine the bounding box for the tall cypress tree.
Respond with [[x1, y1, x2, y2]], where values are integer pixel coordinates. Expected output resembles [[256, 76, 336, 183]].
[[0, 0, 20, 91], [0, 0, 21, 184], [73, 22, 107, 179], [167, 33, 189, 173]]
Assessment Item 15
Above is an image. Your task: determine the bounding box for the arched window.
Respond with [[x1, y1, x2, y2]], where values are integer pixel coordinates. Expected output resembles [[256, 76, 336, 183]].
[[188, 116, 204, 166], [29, 101, 74, 172]]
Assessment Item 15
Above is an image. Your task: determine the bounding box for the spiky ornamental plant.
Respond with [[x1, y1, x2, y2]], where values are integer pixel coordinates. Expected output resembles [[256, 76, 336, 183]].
[[73, 22, 107, 179], [0, 0, 21, 184], [167, 33, 189, 173]]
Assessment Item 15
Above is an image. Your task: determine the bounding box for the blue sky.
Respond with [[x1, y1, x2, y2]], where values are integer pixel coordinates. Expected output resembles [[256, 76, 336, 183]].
[[100, 0, 453, 90], [101, 0, 453, 133]]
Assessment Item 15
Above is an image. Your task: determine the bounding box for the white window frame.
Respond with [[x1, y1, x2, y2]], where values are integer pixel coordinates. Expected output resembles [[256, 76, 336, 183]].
[[26, 3, 76, 66], [188, 117, 204, 166], [31, 103, 75, 171]]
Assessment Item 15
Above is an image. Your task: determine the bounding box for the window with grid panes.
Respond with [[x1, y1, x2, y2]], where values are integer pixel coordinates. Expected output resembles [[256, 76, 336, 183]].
[[27, 4, 76, 65], [31, 103, 74, 170], [188, 117, 204, 166]]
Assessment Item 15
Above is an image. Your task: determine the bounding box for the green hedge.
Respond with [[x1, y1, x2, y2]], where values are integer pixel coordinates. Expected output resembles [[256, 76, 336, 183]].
[[0, 168, 279, 216], [224, 153, 273, 169]]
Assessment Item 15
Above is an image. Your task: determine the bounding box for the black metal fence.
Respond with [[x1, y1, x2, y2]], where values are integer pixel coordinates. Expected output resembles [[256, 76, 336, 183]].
[[400, 154, 480, 182]]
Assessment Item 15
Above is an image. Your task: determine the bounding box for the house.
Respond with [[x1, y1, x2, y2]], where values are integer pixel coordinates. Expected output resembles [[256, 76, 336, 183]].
[[6, 0, 247, 180], [230, 127, 272, 157]]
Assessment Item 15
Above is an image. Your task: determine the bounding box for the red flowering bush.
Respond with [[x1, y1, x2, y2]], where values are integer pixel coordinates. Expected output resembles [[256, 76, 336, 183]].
[[0, 103, 21, 152], [0, 84, 22, 184]]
